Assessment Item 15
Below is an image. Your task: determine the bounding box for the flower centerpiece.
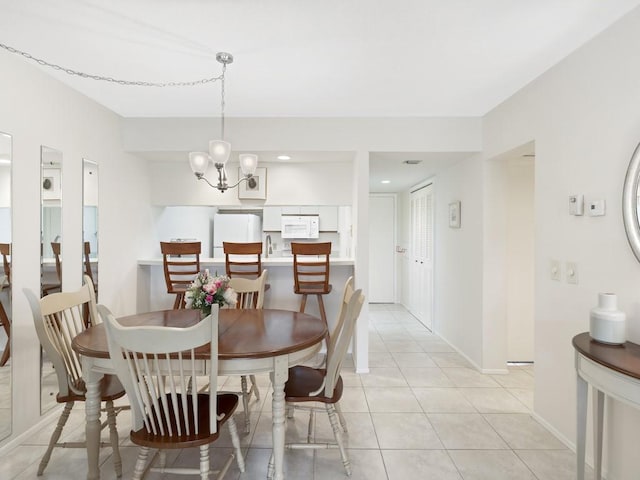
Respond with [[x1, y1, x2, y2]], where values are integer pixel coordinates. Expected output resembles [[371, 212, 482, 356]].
[[184, 270, 237, 316]]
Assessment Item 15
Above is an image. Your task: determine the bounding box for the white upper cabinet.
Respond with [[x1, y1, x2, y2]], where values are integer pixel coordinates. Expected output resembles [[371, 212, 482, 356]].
[[263, 206, 282, 231]]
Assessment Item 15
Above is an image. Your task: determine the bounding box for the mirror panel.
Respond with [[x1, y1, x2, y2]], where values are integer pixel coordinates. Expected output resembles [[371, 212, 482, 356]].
[[83, 159, 98, 297], [0, 132, 11, 440], [623, 142, 640, 262], [41, 145, 62, 415]]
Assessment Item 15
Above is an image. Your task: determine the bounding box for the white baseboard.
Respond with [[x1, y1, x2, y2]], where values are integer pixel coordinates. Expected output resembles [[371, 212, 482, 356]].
[[0, 405, 61, 454]]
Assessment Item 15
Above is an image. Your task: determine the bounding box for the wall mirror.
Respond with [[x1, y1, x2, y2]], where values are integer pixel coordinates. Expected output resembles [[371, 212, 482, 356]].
[[0, 132, 12, 440], [83, 159, 98, 298], [623, 142, 640, 262], [40, 145, 62, 415]]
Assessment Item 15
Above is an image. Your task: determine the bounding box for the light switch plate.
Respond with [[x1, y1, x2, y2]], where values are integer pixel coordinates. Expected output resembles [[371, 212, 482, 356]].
[[566, 262, 578, 284], [550, 260, 561, 281]]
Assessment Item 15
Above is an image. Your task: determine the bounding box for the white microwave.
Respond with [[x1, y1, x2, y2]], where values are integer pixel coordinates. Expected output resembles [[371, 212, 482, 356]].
[[281, 214, 320, 239]]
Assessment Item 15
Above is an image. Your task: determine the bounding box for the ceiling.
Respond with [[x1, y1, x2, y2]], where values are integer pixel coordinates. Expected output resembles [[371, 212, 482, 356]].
[[1, 0, 637, 190]]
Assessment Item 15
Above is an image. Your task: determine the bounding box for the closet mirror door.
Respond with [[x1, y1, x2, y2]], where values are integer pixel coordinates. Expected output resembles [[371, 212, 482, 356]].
[[83, 159, 98, 298], [0, 132, 12, 440], [41, 145, 62, 415]]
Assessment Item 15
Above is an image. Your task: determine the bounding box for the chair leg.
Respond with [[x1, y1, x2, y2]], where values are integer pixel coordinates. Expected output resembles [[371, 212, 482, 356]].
[[299, 294, 308, 313], [227, 416, 245, 473], [199, 445, 210, 480], [38, 402, 74, 475], [307, 408, 316, 443], [250, 374, 260, 400], [132, 446, 150, 480], [316, 294, 328, 324], [327, 404, 351, 476], [335, 402, 348, 433], [240, 375, 252, 434], [0, 302, 10, 367], [0, 339, 9, 367], [172, 293, 184, 310], [105, 400, 122, 477], [267, 452, 275, 480]]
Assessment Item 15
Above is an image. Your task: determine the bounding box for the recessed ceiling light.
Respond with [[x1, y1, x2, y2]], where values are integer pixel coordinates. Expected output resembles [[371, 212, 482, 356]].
[[381, 180, 391, 184], [277, 155, 291, 160]]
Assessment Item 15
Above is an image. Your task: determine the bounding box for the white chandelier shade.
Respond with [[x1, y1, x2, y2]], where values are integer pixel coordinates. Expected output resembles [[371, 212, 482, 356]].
[[239, 154, 258, 176], [209, 139, 231, 166]]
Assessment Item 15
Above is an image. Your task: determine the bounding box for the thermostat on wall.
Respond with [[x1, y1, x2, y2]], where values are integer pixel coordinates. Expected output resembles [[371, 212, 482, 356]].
[[569, 195, 584, 216], [588, 199, 606, 216]]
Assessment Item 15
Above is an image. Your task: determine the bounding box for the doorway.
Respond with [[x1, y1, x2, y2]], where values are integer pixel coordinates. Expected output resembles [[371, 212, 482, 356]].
[[369, 194, 396, 303], [486, 143, 535, 364], [506, 155, 535, 361]]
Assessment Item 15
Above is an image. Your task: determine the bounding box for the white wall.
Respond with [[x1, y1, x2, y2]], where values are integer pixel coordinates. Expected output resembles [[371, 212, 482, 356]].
[[150, 161, 354, 206], [0, 50, 153, 444], [433, 156, 484, 368], [506, 157, 535, 361], [484, 7, 640, 478]]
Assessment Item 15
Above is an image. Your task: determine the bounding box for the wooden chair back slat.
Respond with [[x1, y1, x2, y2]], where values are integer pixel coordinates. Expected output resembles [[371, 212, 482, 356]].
[[223, 242, 264, 279], [160, 242, 201, 307], [292, 242, 331, 293]]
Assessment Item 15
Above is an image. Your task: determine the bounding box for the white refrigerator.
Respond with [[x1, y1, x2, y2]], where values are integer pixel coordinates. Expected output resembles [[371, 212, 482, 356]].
[[212, 213, 262, 258]]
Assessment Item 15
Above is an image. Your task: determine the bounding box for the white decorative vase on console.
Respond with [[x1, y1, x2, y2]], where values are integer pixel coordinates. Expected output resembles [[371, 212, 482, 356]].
[[589, 293, 626, 345]]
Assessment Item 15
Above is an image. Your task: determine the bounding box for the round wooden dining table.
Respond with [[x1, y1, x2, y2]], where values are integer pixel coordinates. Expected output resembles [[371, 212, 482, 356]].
[[72, 308, 327, 480]]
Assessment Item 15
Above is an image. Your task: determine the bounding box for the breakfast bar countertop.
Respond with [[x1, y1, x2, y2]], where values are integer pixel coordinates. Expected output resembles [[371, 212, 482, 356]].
[[138, 257, 355, 267]]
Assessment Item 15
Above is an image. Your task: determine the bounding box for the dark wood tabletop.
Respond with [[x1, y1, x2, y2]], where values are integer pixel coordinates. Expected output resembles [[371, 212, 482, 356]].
[[573, 332, 640, 380], [72, 308, 327, 360]]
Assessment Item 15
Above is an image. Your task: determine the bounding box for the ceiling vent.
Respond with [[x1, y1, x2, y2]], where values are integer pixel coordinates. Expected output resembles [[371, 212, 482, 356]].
[[403, 160, 422, 165]]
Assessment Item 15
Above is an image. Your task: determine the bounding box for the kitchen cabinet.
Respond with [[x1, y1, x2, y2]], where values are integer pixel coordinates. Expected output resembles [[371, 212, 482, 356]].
[[317, 206, 338, 231], [262, 206, 282, 231]]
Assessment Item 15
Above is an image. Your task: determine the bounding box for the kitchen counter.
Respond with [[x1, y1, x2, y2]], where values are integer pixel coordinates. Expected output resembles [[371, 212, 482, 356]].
[[137, 257, 354, 267], [137, 257, 355, 330]]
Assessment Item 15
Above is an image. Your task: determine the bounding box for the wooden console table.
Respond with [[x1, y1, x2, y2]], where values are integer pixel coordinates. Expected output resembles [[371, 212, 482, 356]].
[[572, 332, 640, 480]]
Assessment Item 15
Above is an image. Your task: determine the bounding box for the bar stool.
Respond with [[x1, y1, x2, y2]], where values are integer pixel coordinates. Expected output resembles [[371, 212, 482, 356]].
[[51, 242, 62, 285], [223, 242, 270, 300], [41, 242, 62, 296], [0, 244, 10, 367], [83, 242, 97, 290], [291, 242, 332, 324], [0, 243, 10, 287], [160, 241, 201, 309]]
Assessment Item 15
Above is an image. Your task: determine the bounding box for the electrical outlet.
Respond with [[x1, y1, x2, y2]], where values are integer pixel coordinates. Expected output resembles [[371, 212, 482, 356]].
[[566, 262, 578, 284], [550, 260, 561, 281]]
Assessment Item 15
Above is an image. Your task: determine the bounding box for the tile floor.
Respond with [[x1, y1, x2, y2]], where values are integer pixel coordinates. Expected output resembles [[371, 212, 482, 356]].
[[0, 304, 593, 479]]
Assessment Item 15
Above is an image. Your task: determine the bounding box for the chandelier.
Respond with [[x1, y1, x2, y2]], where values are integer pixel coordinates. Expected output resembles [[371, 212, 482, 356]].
[[188, 52, 258, 192]]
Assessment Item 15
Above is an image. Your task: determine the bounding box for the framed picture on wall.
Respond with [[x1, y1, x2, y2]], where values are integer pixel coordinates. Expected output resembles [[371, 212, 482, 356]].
[[449, 201, 461, 228], [42, 167, 61, 201], [238, 167, 267, 200]]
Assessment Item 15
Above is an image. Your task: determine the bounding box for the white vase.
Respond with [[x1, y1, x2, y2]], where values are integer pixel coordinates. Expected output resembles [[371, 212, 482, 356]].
[[589, 293, 626, 345]]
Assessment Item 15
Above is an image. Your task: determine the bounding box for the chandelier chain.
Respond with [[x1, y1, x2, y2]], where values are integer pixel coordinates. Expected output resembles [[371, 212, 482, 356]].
[[221, 62, 226, 138], [0, 42, 224, 87]]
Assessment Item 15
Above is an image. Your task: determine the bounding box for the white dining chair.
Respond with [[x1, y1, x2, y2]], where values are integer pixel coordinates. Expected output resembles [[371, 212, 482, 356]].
[[100, 303, 245, 479]]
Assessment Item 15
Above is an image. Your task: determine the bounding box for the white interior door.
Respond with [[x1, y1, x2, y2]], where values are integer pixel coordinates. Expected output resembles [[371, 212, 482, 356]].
[[369, 195, 395, 303], [410, 184, 433, 330]]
